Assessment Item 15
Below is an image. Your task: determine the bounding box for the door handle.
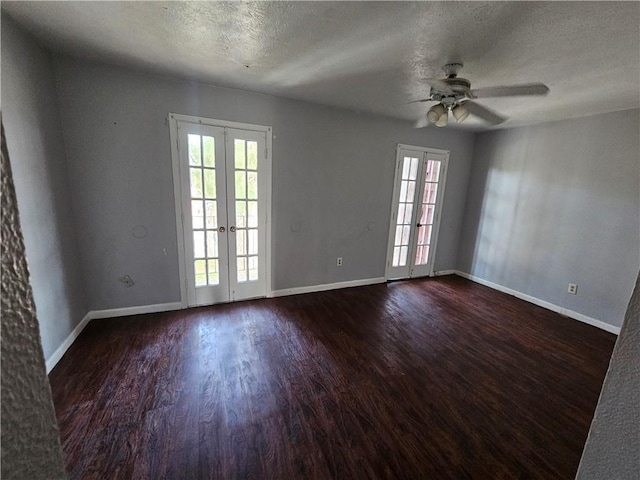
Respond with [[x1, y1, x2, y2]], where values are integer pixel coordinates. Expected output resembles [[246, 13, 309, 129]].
[[416, 223, 423, 227], [219, 226, 226, 233], [230, 226, 236, 232]]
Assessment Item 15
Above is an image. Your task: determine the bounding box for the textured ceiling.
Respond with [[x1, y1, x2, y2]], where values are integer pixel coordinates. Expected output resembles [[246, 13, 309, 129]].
[[3, 1, 639, 130]]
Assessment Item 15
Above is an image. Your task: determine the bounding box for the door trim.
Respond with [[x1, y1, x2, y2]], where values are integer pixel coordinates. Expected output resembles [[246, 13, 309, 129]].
[[169, 113, 273, 307], [384, 144, 449, 281]]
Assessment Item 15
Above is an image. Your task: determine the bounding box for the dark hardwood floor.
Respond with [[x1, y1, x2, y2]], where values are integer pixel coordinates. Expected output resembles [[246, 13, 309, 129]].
[[49, 275, 616, 479]]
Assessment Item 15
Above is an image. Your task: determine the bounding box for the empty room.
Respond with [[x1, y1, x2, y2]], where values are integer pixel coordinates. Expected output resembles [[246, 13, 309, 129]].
[[2, 2, 639, 479]]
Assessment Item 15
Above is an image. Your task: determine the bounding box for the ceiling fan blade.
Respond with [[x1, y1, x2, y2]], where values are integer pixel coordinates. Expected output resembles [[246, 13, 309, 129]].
[[470, 83, 549, 98], [414, 117, 430, 129], [408, 98, 435, 104], [463, 100, 507, 126]]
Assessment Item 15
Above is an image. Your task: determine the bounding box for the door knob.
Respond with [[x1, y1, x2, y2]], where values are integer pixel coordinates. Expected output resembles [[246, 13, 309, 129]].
[[230, 226, 236, 232], [416, 223, 423, 227], [219, 226, 226, 233]]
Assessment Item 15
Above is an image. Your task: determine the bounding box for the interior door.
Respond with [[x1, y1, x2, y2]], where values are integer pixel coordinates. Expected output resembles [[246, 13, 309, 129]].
[[225, 128, 268, 301], [386, 145, 448, 280], [178, 124, 229, 306], [175, 119, 269, 306]]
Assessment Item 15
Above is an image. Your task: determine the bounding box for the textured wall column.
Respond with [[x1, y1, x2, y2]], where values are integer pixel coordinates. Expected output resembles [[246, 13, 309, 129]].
[[1, 124, 67, 478], [576, 270, 640, 479]]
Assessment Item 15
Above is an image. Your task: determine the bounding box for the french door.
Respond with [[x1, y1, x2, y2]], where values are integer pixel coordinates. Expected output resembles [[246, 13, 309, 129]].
[[386, 144, 448, 280], [171, 115, 271, 306]]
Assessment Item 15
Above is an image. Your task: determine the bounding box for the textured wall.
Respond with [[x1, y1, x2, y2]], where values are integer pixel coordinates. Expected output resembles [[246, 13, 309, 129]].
[[458, 109, 640, 328], [1, 124, 67, 478], [576, 270, 640, 479], [52, 55, 476, 310], [2, 16, 87, 361]]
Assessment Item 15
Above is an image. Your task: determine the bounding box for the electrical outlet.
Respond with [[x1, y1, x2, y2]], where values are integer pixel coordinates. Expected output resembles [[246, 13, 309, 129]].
[[336, 257, 343, 267], [568, 283, 578, 295], [121, 275, 135, 288]]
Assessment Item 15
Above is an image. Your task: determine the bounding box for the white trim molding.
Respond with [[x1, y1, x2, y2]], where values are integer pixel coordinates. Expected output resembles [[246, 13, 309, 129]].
[[46, 312, 92, 373], [434, 270, 457, 276], [89, 302, 183, 320], [45, 301, 185, 373], [270, 277, 386, 298], [454, 271, 621, 335]]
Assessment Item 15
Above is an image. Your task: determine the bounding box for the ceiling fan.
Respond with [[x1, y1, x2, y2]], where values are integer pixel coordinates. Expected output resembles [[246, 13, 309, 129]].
[[412, 63, 549, 128]]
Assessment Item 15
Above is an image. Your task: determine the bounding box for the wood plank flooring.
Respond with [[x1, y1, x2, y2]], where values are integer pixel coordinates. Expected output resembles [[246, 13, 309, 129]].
[[49, 276, 616, 479]]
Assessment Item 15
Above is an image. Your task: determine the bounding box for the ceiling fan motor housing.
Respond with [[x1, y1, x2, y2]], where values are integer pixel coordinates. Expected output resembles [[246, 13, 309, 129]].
[[430, 77, 472, 105]]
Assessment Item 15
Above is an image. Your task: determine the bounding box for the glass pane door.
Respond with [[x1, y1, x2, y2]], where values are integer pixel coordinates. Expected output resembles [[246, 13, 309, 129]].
[[176, 122, 268, 306], [388, 152, 422, 279], [410, 154, 444, 278], [225, 129, 267, 301], [386, 146, 448, 280], [178, 124, 229, 306]]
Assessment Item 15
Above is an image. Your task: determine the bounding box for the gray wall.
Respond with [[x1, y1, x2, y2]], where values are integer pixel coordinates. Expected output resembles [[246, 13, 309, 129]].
[[52, 55, 476, 311], [577, 270, 640, 479], [1, 118, 66, 478], [1, 16, 87, 360], [458, 109, 640, 328]]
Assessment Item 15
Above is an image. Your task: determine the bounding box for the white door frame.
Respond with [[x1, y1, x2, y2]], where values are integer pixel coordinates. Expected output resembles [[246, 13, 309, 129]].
[[385, 144, 449, 281], [169, 112, 273, 307]]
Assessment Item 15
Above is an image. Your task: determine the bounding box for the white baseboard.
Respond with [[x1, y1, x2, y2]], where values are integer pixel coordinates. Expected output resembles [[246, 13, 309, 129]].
[[89, 301, 183, 320], [46, 312, 91, 374], [434, 269, 457, 276], [44, 273, 617, 374], [270, 277, 386, 298], [45, 302, 185, 373], [454, 271, 621, 335]]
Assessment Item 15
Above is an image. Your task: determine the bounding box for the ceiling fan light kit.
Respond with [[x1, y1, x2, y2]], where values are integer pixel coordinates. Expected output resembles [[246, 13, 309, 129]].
[[452, 104, 469, 123], [427, 104, 446, 123], [435, 112, 448, 127], [414, 63, 550, 128]]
